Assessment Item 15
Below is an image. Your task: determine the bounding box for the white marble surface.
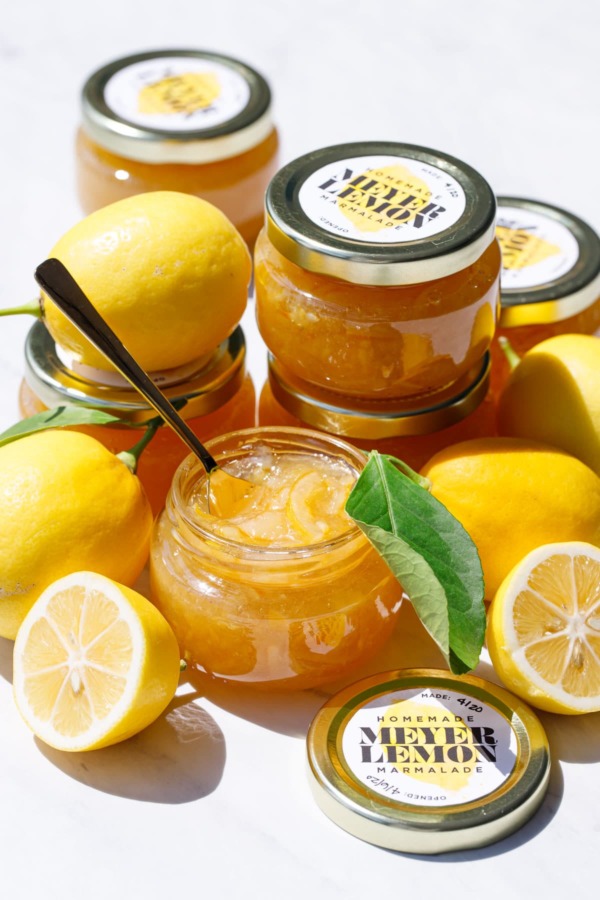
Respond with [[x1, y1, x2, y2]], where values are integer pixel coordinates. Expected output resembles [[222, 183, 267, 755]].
[[1, 2, 599, 898]]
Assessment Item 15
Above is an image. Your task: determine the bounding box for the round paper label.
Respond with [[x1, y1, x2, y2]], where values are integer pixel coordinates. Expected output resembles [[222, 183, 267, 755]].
[[298, 155, 466, 244], [104, 56, 251, 132], [340, 687, 517, 807], [496, 205, 580, 290]]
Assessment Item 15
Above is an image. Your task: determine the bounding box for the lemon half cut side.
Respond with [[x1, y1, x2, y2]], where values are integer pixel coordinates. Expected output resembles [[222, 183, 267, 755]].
[[487, 542, 600, 715], [13, 572, 181, 751]]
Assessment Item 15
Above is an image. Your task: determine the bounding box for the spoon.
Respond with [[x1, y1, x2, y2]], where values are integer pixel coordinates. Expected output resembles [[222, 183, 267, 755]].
[[34, 258, 256, 517]]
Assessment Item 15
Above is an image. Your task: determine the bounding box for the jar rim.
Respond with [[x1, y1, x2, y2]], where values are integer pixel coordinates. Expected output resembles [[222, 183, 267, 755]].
[[496, 195, 600, 326], [23, 320, 246, 424], [265, 142, 497, 286], [168, 426, 367, 557], [81, 49, 274, 164]]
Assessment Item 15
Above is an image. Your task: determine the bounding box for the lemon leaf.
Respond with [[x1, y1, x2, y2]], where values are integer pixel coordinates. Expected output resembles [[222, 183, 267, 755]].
[[0, 406, 122, 447], [345, 450, 485, 674]]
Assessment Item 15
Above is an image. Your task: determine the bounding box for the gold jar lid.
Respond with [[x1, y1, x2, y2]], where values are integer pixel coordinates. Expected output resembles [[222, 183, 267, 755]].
[[497, 197, 600, 327], [307, 669, 550, 855], [23, 320, 246, 424], [268, 352, 490, 440], [81, 49, 273, 164], [265, 142, 497, 286]]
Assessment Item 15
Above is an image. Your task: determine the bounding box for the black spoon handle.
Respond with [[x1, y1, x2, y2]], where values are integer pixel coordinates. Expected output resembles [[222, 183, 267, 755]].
[[35, 257, 218, 474]]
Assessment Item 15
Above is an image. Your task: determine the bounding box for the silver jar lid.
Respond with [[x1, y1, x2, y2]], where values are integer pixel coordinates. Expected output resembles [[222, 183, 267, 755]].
[[81, 49, 273, 164], [497, 196, 600, 326], [23, 320, 246, 424], [265, 142, 497, 285], [307, 669, 550, 854]]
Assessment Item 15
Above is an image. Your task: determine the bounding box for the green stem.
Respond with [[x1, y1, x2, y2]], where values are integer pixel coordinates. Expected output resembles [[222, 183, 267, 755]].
[[116, 416, 164, 474], [498, 335, 521, 372], [0, 299, 42, 318], [381, 453, 432, 491]]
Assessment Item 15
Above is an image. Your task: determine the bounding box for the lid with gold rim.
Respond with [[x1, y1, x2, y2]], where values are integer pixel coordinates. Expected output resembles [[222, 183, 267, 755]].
[[267, 352, 490, 440], [23, 320, 246, 424], [81, 49, 273, 164], [265, 142, 497, 286], [307, 669, 550, 855], [497, 197, 600, 327]]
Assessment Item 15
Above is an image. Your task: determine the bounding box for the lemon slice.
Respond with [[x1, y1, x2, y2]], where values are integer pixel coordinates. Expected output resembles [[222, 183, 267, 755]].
[[13, 572, 181, 751], [487, 542, 600, 714]]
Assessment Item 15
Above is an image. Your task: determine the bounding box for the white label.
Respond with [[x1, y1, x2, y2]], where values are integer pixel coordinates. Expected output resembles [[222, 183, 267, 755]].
[[341, 687, 517, 808], [298, 155, 466, 243], [497, 205, 580, 290], [104, 57, 251, 132]]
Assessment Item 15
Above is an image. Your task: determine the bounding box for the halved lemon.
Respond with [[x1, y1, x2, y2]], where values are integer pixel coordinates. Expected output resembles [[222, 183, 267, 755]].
[[487, 542, 600, 714], [13, 572, 181, 751]]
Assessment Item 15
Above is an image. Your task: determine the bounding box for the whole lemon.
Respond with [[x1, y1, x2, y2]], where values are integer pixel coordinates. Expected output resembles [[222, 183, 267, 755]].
[[42, 191, 251, 372], [421, 437, 600, 599], [0, 430, 153, 639], [497, 334, 600, 475]]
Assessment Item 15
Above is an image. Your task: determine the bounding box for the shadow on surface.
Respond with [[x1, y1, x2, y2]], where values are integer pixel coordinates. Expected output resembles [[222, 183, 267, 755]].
[[185, 601, 450, 739], [0, 637, 13, 683], [36, 688, 226, 803]]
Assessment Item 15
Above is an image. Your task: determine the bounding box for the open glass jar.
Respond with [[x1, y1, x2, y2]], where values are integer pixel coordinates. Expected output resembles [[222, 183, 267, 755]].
[[259, 352, 496, 472], [150, 428, 404, 690], [492, 197, 600, 394], [18, 321, 255, 515], [255, 142, 500, 402], [76, 49, 279, 246]]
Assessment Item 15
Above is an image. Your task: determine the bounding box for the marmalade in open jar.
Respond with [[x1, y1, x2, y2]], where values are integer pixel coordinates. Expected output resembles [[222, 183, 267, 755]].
[[76, 50, 279, 247], [18, 322, 255, 515], [150, 428, 404, 690], [255, 142, 500, 401], [492, 197, 600, 395]]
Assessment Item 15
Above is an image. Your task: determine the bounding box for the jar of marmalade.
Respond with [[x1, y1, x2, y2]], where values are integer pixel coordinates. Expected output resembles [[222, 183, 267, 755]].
[[255, 142, 501, 401], [76, 49, 279, 247], [492, 197, 600, 394], [19, 321, 255, 515], [258, 352, 496, 472]]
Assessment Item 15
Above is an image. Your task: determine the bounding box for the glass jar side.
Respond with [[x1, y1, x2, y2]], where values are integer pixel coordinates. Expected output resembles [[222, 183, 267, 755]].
[[254, 230, 501, 401], [75, 126, 279, 248], [149, 428, 404, 689]]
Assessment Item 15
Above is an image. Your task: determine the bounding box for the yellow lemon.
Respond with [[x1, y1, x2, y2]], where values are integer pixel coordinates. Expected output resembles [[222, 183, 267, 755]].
[[13, 571, 181, 750], [497, 334, 600, 475], [421, 437, 600, 599], [42, 191, 251, 372], [0, 430, 152, 640], [487, 542, 600, 714]]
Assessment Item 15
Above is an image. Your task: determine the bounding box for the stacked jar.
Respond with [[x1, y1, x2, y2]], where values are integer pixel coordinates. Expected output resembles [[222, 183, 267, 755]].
[[255, 142, 501, 469], [491, 196, 600, 395], [75, 49, 279, 247]]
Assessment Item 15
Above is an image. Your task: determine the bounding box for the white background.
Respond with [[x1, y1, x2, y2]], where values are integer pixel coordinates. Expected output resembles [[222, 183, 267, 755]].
[[1, 2, 599, 898]]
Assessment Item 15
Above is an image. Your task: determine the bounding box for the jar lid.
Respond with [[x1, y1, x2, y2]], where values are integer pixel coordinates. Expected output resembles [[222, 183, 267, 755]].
[[265, 142, 497, 285], [497, 196, 600, 326], [23, 320, 246, 424], [267, 352, 490, 439], [307, 669, 550, 854], [81, 49, 273, 164]]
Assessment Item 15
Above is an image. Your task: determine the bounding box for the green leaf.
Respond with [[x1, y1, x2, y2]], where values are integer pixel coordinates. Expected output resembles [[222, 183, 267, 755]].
[[0, 406, 123, 448], [345, 450, 485, 674]]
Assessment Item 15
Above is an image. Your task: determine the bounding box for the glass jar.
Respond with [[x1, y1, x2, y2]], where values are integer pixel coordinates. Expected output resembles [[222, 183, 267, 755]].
[[76, 49, 279, 247], [19, 321, 256, 515], [259, 352, 496, 472], [150, 428, 404, 690], [492, 197, 600, 395], [255, 142, 500, 401]]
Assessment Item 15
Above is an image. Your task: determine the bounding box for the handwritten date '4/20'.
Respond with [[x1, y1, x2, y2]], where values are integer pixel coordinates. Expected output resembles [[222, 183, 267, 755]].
[[456, 698, 483, 713]]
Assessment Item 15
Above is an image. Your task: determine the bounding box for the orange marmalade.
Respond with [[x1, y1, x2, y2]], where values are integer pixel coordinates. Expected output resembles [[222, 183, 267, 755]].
[[150, 428, 404, 689], [255, 142, 500, 401], [19, 322, 255, 515], [492, 197, 600, 395], [76, 50, 279, 247]]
